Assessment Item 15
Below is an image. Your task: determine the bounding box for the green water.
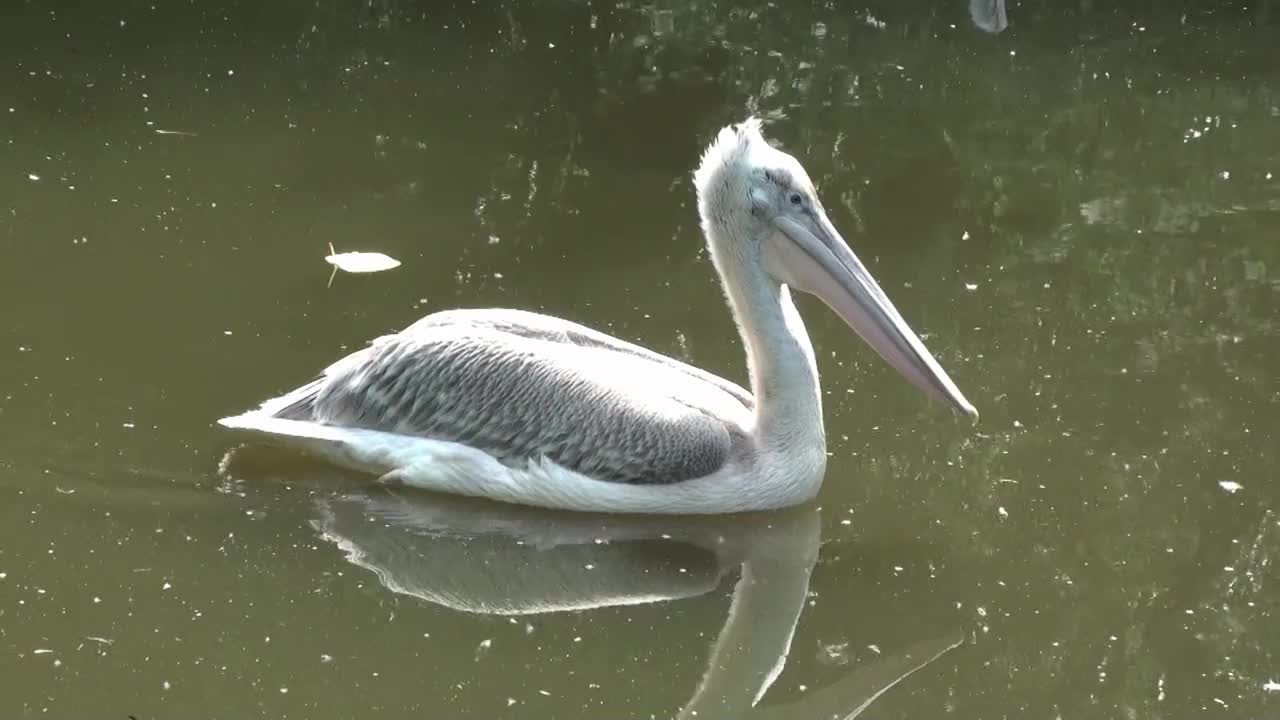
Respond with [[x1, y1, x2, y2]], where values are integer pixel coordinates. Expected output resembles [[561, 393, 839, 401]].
[[2, 1, 1278, 717]]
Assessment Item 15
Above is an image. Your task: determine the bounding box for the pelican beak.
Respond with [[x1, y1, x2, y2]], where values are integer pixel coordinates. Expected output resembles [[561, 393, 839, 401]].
[[766, 211, 979, 421]]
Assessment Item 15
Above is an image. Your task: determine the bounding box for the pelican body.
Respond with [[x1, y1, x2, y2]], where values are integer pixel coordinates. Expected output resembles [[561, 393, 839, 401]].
[[218, 119, 977, 514]]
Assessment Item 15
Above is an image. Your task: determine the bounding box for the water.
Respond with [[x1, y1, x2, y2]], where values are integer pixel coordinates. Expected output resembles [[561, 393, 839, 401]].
[[3, 1, 1278, 717]]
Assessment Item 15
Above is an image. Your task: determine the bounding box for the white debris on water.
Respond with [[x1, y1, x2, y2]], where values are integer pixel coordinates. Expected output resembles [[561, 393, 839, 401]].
[[324, 247, 401, 274], [475, 638, 492, 661], [818, 641, 850, 667], [324, 242, 401, 287], [1218, 480, 1243, 494], [1263, 680, 1280, 692]]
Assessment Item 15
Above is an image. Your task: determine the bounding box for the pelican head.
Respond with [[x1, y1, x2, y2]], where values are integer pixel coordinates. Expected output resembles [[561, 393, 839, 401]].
[[694, 118, 978, 420]]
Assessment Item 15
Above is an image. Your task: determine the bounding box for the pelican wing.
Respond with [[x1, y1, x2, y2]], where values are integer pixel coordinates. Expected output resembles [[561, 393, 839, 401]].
[[268, 311, 753, 485], [405, 308, 755, 410]]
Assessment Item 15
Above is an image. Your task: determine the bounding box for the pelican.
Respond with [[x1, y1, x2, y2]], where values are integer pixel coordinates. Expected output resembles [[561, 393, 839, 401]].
[[218, 118, 978, 514]]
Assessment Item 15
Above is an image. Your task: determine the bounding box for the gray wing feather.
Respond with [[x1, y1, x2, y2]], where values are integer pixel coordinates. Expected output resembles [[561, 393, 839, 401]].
[[408, 309, 755, 410], [273, 312, 749, 485]]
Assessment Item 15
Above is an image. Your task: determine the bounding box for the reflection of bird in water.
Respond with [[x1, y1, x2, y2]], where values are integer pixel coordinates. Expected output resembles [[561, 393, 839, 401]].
[[218, 118, 976, 515], [307, 483, 965, 719], [970, 0, 1009, 33]]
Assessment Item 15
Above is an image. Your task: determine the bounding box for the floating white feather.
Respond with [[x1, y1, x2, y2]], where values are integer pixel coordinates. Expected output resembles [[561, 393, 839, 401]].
[[324, 242, 402, 286], [325, 243, 401, 273]]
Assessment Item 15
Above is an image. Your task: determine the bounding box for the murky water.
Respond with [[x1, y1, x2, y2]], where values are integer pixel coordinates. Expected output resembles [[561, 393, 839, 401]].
[[3, 1, 1278, 717]]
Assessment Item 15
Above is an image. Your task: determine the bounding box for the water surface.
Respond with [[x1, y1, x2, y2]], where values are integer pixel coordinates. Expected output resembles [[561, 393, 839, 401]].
[[2, 1, 1278, 717]]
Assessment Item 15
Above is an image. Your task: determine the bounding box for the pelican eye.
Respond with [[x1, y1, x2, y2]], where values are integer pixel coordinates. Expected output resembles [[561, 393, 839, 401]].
[[789, 192, 803, 205]]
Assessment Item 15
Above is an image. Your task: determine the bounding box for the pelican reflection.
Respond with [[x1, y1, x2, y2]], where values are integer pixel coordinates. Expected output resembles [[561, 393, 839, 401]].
[[307, 485, 963, 718]]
